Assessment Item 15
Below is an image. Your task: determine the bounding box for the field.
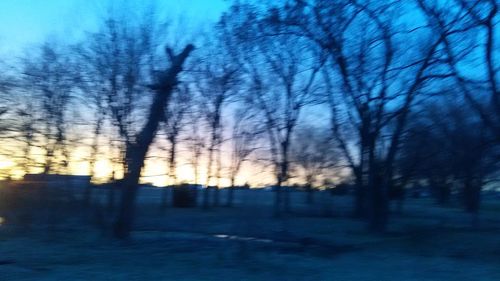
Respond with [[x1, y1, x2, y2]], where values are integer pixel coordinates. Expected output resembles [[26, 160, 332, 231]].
[[1, 185, 500, 280]]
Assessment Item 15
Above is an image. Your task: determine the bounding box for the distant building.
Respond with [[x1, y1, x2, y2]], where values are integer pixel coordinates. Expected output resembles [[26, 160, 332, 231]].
[[23, 174, 91, 188], [138, 183, 157, 189], [172, 184, 199, 207], [263, 185, 296, 191]]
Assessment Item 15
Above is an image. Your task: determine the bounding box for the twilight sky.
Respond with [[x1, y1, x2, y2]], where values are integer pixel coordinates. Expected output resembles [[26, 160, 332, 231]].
[[0, 0, 233, 185], [0, 0, 332, 186], [0, 0, 229, 57]]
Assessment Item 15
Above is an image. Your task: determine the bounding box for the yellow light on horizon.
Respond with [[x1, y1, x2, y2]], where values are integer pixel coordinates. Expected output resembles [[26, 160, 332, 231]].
[[0, 142, 277, 187], [0, 156, 15, 170]]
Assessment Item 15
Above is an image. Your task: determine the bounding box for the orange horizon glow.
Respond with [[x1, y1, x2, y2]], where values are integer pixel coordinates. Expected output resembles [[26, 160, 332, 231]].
[[0, 136, 347, 188], [0, 146, 276, 187]]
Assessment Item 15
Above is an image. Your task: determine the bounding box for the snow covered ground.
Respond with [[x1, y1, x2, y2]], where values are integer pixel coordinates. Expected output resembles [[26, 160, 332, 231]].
[[1, 187, 499, 280]]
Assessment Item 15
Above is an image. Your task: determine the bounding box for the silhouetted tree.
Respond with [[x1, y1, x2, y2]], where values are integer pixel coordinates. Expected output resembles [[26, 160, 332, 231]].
[[226, 108, 262, 207], [222, 7, 326, 214], [16, 106, 38, 176], [161, 84, 191, 208], [22, 42, 76, 175], [193, 38, 239, 208], [0, 64, 12, 140], [113, 44, 194, 239], [418, 0, 499, 141], [185, 108, 206, 185], [74, 41, 109, 205], [80, 12, 162, 209], [397, 108, 454, 206], [400, 98, 498, 224], [258, 0, 452, 230], [0, 70, 17, 177], [0, 66, 34, 177], [292, 125, 338, 204], [434, 101, 494, 223]]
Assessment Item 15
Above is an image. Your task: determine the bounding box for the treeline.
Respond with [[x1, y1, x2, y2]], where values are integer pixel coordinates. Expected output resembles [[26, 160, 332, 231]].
[[0, 0, 498, 238]]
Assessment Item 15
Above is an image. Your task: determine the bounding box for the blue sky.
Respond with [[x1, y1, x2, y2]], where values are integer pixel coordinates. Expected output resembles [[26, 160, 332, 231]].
[[0, 0, 229, 56]]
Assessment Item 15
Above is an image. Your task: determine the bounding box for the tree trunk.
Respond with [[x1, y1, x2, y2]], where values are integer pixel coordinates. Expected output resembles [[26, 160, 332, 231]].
[[193, 149, 200, 184], [227, 177, 235, 207], [83, 180, 92, 207], [274, 183, 282, 216], [354, 171, 365, 218], [107, 184, 116, 212], [463, 176, 482, 228], [284, 186, 291, 213], [202, 187, 211, 209], [463, 177, 481, 214], [369, 169, 389, 232], [367, 134, 390, 232], [437, 182, 451, 205], [306, 185, 314, 205], [168, 138, 178, 184], [214, 144, 222, 207], [204, 139, 215, 209], [354, 131, 370, 219], [112, 44, 194, 239], [85, 113, 103, 207], [162, 138, 177, 209], [113, 151, 142, 239], [161, 187, 169, 210], [213, 186, 220, 207]]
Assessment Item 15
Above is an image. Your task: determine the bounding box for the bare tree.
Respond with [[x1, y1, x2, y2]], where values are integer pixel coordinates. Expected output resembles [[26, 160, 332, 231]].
[[0, 62, 12, 139], [418, 0, 499, 141], [226, 108, 262, 207], [79, 12, 162, 209], [0, 66, 19, 178], [22, 42, 76, 175], [161, 84, 191, 208], [113, 44, 194, 239], [221, 7, 327, 214], [185, 107, 206, 185], [291, 125, 338, 204], [251, 0, 454, 230], [73, 42, 109, 205], [401, 99, 497, 224], [193, 39, 240, 208], [16, 105, 39, 176]]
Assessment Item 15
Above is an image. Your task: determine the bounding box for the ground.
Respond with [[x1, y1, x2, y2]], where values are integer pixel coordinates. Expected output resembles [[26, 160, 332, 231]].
[[0, 187, 499, 280]]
